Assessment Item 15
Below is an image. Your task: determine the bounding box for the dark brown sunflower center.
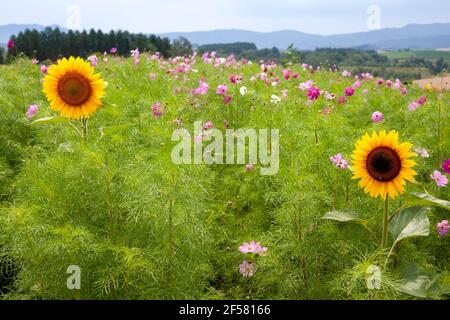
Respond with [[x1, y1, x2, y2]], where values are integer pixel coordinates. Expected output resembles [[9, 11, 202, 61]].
[[366, 147, 401, 182], [58, 73, 92, 106]]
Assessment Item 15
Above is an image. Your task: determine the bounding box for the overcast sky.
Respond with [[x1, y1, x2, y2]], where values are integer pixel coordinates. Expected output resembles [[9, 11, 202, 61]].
[[1, 0, 450, 35]]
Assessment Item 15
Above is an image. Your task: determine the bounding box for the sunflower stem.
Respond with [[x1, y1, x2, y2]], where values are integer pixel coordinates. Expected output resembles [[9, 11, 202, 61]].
[[81, 118, 88, 142], [381, 197, 390, 247]]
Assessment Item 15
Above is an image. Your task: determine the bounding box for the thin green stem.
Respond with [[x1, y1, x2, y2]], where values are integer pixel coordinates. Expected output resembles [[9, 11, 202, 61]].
[[381, 197, 390, 247]]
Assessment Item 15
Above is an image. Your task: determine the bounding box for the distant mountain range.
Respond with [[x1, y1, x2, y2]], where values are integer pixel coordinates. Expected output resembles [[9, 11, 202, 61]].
[[1, 23, 450, 50], [162, 23, 450, 50]]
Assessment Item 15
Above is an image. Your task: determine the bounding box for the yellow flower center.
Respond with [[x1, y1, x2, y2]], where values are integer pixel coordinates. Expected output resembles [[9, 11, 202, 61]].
[[367, 147, 401, 182], [58, 73, 92, 106]]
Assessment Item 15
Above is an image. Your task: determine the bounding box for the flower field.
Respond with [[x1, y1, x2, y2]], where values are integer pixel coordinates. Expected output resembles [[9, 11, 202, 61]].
[[0, 50, 449, 300]]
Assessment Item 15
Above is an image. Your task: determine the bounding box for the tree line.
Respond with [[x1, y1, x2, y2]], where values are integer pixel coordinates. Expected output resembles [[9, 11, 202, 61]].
[[6, 27, 193, 61]]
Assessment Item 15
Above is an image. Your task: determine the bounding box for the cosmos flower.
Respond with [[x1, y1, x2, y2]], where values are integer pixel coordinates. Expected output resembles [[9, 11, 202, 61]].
[[216, 84, 228, 95], [246, 163, 254, 172], [239, 241, 258, 253], [408, 101, 419, 111], [352, 131, 416, 199], [436, 220, 449, 237], [270, 95, 281, 104], [151, 102, 164, 118], [330, 153, 349, 170], [193, 79, 209, 95], [7, 39, 14, 49], [223, 95, 233, 105], [87, 55, 99, 67], [31, 59, 39, 64], [338, 96, 347, 104], [400, 87, 408, 95], [441, 159, 450, 175], [203, 121, 214, 130], [413, 147, 430, 158], [417, 96, 427, 105], [344, 87, 355, 97], [40, 64, 48, 74], [110, 47, 118, 54], [307, 86, 321, 101], [299, 80, 313, 91], [239, 260, 255, 277], [431, 170, 448, 187], [25, 104, 39, 119], [372, 111, 383, 123]]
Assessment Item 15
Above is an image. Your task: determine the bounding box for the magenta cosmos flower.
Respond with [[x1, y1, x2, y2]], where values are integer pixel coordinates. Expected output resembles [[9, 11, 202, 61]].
[[441, 159, 450, 175], [307, 86, 321, 101], [216, 84, 228, 95], [110, 47, 118, 54], [25, 104, 39, 119], [436, 220, 449, 237], [372, 111, 383, 123], [7, 39, 14, 49], [344, 87, 355, 97], [151, 102, 164, 118], [40, 64, 48, 74], [246, 163, 254, 172], [330, 153, 349, 170], [239, 260, 255, 277], [431, 170, 448, 187], [417, 96, 427, 105], [203, 121, 214, 130]]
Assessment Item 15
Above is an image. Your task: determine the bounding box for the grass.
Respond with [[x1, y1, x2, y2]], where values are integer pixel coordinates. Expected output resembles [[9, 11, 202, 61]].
[[0, 54, 449, 300], [381, 50, 450, 62]]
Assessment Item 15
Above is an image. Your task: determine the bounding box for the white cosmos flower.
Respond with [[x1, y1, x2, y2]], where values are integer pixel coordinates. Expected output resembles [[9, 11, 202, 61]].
[[270, 95, 281, 104]]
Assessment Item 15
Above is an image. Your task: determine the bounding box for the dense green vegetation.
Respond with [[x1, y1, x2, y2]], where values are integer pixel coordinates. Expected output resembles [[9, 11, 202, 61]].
[[7, 27, 174, 60], [0, 52, 449, 299]]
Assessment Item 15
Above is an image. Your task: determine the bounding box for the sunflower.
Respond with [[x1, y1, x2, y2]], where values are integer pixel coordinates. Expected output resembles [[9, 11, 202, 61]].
[[352, 130, 416, 199], [43, 57, 105, 119]]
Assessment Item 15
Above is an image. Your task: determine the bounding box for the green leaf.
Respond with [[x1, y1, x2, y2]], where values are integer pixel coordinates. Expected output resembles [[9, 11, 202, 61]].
[[396, 263, 431, 298], [321, 211, 362, 222], [407, 192, 450, 211], [29, 116, 71, 126], [389, 206, 430, 244]]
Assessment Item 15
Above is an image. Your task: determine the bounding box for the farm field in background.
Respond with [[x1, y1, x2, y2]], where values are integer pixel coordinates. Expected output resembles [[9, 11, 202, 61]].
[[0, 50, 449, 300]]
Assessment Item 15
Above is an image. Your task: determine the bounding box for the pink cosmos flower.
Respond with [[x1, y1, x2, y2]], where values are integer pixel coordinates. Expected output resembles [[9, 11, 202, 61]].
[[292, 72, 299, 79], [377, 79, 385, 86], [353, 81, 361, 88], [330, 153, 349, 170], [216, 84, 228, 95], [386, 80, 393, 88], [203, 121, 214, 130], [40, 64, 48, 74], [110, 47, 118, 54], [338, 96, 347, 104], [151, 102, 164, 118], [25, 104, 38, 119], [372, 111, 383, 123], [131, 49, 140, 65], [441, 159, 450, 175], [417, 96, 427, 105], [87, 55, 98, 67], [436, 220, 449, 237], [299, 80, 313, 91], [193, 79, 209, 95], [31, 59, 39, 64], [223, 95, 233, 105], [307, 86, 321, 101], [239, 241, 258, 253], [239, 260, 255, 277], [246, 163, 254, 172], [431, 170, 448, 187], [7, 39, 14, 49], [408, 101, 419, 111], [400, 87, 408, 95], [344, 87, 355, 97]]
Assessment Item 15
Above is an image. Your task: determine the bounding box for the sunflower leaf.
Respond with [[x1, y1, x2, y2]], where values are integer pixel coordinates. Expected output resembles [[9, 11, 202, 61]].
[[389, 206, 430, 245], [29, 116, 71, 126], [407, 192, 450, 211], [321, 211, 363, 222], [395, 263, 431, 298]]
